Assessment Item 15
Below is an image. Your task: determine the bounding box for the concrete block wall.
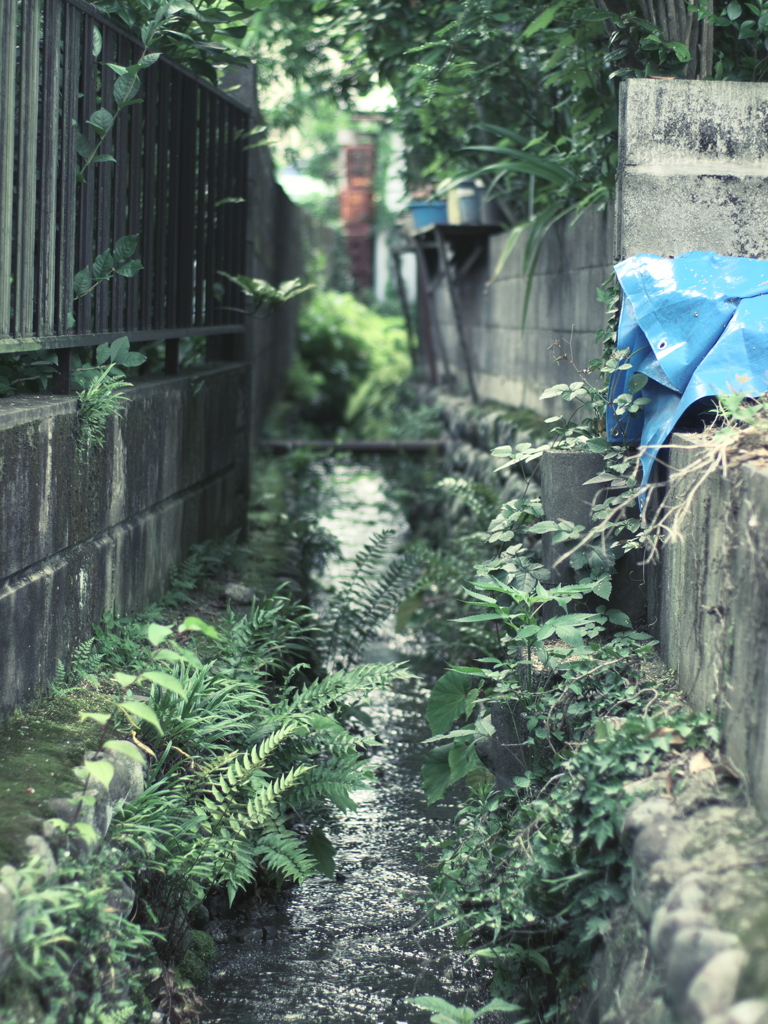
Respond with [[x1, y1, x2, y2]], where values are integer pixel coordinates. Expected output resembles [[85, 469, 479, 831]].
[[432, 205, 614, 416], [617, 78, 768, 259], [651, 439, 768, 818], [0, 365, 249, 715]]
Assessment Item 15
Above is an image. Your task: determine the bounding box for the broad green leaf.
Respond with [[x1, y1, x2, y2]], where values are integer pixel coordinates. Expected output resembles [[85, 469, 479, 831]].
[[79, 711, 111, 726], [528, 520, 563, 534], [477, 999, 523, 1015], [628, 372, 648, 394], [448, 739, 476, 785], [120, 351, 148, 367], [422, 743, 453, 804], [114, 259, 143, 277], [113, 672, 136, 689], [727, 0, 742, 18], [92, 249, 114, 281], [113, 235, 139, 261], [86, 108, 114, 137], [522, 1, 565, 38], [139, 52, 161, 68], [306, 826, 335, 878], [72, 821, 99, 845], [554, 623, 584, 646], [139, 670, 185, 696], [109, 336, 130, 364], [407, 997, 476, 1022], [592, 576, 612, 600], [671, 42, 691, 62], [73, 266, 93, 297], [179, 616, 220, 639], [118, 700, 163, 735], [426, 670, 475, 735], [103, 739, 146, 763], [92, 26, 102, 57], [147, 622, 173, 646], [607, 608, 631, 628], [84, 758, 115, 790], [76, 132, 92, 159], [114, 74, 140, 106]]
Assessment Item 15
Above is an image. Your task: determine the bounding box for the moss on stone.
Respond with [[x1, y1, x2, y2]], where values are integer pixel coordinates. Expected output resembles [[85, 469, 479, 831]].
[[178, 929, 217, 986], [0, 685, 115, 865]]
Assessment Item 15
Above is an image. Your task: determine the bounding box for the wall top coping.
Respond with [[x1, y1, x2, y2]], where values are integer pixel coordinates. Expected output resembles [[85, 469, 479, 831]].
[[620, 78, 768, 169], [0, 363, 249, 431]]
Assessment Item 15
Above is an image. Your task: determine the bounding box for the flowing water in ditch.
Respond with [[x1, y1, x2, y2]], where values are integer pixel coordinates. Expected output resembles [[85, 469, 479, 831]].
[[201, 461, 490, 1024]]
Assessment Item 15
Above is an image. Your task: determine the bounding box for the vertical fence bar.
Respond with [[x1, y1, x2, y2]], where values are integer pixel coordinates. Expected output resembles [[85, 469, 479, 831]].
[[76, 11, 98, 334], [194, 90, 209, 325], [205, 97, 220, 326], [109, 33, 130, 333], [175, 76, 196, 326], [154, 62, 170, 328], [93, 29, 116, 334], [125, 57, 143, 330], [214, 105, 232, 324], [38, 0, 63, 338], [0, 0, 17, 336], [140, 62, 158, 330], [166, 73, 182, 328], [235, 111, 248, 279], [15, 0, 42, 337], [57, 1, 80, 336]]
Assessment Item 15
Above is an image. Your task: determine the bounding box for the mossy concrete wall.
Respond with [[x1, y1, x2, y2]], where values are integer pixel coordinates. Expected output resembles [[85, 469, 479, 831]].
[[617, 78, 768, 260], [649, 437, 768, 819], [0, 364, 248, 715]]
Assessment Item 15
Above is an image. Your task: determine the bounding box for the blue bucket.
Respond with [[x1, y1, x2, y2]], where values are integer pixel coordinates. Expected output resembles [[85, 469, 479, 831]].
[[409, 200, 448, 230]]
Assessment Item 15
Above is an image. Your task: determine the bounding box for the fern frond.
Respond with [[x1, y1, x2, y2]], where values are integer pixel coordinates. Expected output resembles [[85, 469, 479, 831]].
[[319, 533, 426, 669], [437, 476, 498, 527], [253, 826, 318, 882], [244, 764, 314, 825], [285, 663, 406, 714]]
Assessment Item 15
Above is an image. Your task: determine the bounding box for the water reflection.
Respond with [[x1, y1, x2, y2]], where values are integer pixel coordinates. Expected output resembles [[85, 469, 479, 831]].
[[201, 463, 482, 1024]]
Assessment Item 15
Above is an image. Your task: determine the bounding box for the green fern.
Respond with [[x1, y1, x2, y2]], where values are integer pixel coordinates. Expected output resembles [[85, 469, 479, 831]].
[[436, 476, 499, 529], [321, 530, 426, 669]]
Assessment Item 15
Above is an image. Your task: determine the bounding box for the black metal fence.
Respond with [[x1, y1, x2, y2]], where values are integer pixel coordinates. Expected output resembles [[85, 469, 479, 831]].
[[0, 0, 250, 386]]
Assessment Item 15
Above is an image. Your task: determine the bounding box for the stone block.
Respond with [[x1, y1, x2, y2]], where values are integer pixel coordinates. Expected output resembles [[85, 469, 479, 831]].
[[617, 79, 768, 260]]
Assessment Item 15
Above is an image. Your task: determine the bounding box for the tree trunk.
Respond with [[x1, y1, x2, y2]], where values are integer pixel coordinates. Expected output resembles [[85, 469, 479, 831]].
[[597, 0, 714, 79]]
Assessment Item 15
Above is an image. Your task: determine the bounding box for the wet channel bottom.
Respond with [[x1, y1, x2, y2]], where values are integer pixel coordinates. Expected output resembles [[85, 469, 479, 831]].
[[201, 464, 483, 1024]]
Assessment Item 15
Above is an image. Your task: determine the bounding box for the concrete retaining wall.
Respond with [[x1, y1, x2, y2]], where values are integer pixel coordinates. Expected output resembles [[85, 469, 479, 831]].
[[617, 78, 768, 260], [649, 438, 768, 819], [432, 205, 614, 416], [0, 364, 248, 715]]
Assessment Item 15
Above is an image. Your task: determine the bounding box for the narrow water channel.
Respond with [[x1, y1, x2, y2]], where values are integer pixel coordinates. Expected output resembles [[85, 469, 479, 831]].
[[202, 462, 488, 1024]]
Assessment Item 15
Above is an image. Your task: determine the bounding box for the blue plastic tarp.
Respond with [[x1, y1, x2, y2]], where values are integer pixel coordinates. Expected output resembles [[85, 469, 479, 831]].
[[606, 250, 768, 506]]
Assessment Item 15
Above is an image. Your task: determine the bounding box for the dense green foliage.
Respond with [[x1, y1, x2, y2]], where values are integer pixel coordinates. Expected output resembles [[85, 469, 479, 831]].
[[413, 468, 719, 1019], [282, 290, 412, 435], [234, 1, 768, 214], [1, 534, 409, 1022]]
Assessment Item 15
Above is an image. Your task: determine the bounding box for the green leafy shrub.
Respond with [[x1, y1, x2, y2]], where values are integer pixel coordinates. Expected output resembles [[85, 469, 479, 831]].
[[286, 290, 412, 434], [415, 403, 720, 1020]]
